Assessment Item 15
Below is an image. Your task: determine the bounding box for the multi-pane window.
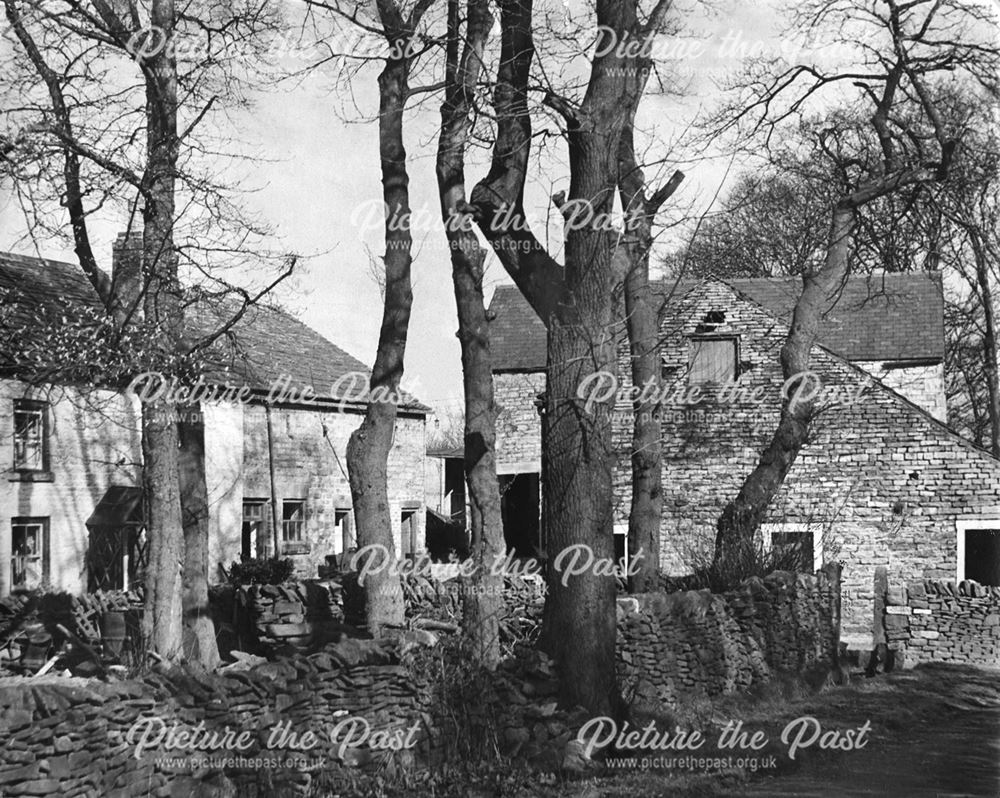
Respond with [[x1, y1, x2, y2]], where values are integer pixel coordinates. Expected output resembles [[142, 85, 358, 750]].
[[13, 400, 47, 471], [11, 517, 48, 590], [242, 500, 267, 560], [281, 500, 306, 544], [689, 337, 738, 384]]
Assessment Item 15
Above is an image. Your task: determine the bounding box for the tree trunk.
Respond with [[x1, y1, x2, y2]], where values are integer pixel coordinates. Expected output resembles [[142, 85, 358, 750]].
[[616, 128, 682, 593], [177, 404, 221, 669], [540, 312, 619, 714], [140, 402, 184, 661], [345, 33, 417, 638], [436, 0, 503, 668], [473, 0, 670, 713], [139, 0, 186, 662], [713, 204, 854, 572], [970, 236, 1000, 458]]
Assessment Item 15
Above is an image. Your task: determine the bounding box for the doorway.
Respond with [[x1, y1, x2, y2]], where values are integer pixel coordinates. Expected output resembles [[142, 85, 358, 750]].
[[499, 473, 540, 557]]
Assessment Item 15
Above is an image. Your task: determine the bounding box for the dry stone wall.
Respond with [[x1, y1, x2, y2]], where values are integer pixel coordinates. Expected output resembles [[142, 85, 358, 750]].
[[617, 567, 841, 708], [236, 581, 345, 653], [880, 577, 1000, 667], [0, 637, 440, 798]]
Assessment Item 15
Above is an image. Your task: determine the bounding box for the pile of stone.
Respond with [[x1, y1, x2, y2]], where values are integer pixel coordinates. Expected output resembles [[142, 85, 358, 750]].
[[238, 581, 344, 654], [490, 649, 588, 770]]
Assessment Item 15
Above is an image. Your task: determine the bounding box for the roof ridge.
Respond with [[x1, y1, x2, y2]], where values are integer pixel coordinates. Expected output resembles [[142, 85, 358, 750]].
[[705, 278, 995, 462]]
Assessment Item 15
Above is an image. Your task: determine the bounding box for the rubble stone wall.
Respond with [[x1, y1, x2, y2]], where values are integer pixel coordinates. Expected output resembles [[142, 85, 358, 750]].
[[617, 567, 841, 707], [0, 638, 439, 798], [881, 578, 1000, 667]]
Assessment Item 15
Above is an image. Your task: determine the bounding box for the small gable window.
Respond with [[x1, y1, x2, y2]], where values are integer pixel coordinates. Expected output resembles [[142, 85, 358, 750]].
[[689, 337, 738, 384]]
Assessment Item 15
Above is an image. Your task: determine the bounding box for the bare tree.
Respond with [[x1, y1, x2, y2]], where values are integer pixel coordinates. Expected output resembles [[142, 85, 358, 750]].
[[617, 127, 683, 592], [324, 0, 437, 638], [434, 0, 504, 666], [933, 112, 1000, 456], [708, 0, 998, 572], [469, 0, 676, 713], [2, 0, 292, 665]]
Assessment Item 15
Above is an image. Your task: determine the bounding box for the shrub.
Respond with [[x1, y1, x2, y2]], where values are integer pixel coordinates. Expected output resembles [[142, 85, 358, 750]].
[[226, 557, 295, 587]]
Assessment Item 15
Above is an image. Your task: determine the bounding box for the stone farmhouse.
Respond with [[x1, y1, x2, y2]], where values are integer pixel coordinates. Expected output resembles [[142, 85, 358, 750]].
[[0, 241, 428, 597], [489, 274, 1000, 643]]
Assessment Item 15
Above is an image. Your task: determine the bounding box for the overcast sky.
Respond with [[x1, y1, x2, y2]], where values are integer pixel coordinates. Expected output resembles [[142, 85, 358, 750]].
[[0, 0, 896, 418]]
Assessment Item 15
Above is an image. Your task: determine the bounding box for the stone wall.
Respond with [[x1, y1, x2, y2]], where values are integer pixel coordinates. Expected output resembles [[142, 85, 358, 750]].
[[235, 581, 345, 654], [0, 378, 429, 594], [880, 577, 1000, 667], [615, 281, 1000, 646], [494, 372, 545, 475], [617, 566, 841, 707], [488, 282, 999, 647], [241, 404, 427, 577], [853, 360, 946, 422], [0, 637, 440, 797]]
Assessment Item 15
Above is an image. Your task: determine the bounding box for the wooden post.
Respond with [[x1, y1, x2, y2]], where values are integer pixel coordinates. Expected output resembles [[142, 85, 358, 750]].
[[868, 565, 889, 675], [265, 404, 280, 557]]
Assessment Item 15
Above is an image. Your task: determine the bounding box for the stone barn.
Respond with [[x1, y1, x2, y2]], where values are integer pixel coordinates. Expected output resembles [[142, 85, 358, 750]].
[[488, 274, 1000, 645]]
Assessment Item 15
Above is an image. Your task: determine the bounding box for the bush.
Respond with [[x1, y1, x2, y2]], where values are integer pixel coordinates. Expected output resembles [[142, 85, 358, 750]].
[[226, 557, 295, 587], [666, 531, 827, 593]]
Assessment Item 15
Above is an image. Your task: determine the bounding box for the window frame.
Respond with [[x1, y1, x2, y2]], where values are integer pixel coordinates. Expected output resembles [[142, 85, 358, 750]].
[[10, 516, 50, 590], [241, 498, 268, 560], [956, 518, 1000, 584], [280, 499, 308, 554], [760, 523, 823, 573], [687, 335, 739, 386], [12, 399, 49, 473]]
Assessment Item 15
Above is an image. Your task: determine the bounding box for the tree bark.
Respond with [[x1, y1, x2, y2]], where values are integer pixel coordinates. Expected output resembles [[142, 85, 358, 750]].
[[468, 0, 564, 326], [713, 204, 855, 572], [435, 0, 503, 668], [971, 236, 1000, 458], [346, 10, 426, 637], [474, 0, 672, 714], [138, 0, 187, 662], [177, 404, 221, 669], [617, 127, 682, 593], [713, 167, 946, 570]]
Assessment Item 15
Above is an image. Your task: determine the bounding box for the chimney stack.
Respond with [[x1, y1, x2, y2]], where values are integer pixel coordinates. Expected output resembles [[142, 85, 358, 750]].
[[111, 229, 143, 321]]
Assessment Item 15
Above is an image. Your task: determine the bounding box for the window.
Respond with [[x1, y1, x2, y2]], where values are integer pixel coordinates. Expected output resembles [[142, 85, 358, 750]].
[[613, 523, 629, 577], [689, 337, 738, 384], [242, 500, 267, 560], [772, 531, 814, 572], [11, 517, 49, 590], [281, 500, 307, 554], [13, 400, 48, 471], [762, 524, 822, 573], [956, 520, 1000, 586]]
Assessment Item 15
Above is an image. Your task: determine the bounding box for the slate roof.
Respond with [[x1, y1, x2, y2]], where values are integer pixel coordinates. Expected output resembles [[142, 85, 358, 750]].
[[488, 272, 945, 371], [0, 250, 428, 413]]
